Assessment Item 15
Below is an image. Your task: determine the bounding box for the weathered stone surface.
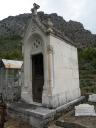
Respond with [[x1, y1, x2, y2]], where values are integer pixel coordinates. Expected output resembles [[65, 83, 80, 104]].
[[7, 102, 55, 128], [75, 104, 96, 116], [7, 97, 84, 128], [21, 5, 81, 108], [89, 94, 96, 102]]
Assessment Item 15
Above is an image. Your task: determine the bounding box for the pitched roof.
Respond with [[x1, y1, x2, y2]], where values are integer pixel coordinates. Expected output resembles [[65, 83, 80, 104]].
[[1, 59, 23, 69], [31, 14, 76, 47]]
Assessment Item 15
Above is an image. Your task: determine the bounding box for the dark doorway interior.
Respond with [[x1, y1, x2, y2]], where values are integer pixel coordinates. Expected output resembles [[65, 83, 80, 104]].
[[32, 53, 44, 103]]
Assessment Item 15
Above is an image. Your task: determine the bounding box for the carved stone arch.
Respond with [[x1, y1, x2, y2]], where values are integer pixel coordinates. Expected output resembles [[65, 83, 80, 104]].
[[27, 33, 45, 103]]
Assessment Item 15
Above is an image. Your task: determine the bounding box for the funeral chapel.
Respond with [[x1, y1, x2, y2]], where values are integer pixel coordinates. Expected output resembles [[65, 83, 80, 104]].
[[21, 3, 81, 108]]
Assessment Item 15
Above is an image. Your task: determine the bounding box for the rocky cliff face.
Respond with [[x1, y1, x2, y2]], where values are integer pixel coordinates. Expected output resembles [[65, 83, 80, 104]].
[[0, 12, 96, 48]]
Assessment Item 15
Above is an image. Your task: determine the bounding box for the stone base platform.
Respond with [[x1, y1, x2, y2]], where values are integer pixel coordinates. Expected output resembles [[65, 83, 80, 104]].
[[7, 96, 85, 128]]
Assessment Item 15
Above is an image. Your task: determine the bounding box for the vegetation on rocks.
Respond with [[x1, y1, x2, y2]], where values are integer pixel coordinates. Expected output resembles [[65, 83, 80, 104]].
[[0, 35, 22, 60], [78, 48, 96, 94], [0, 12, 96, 48]]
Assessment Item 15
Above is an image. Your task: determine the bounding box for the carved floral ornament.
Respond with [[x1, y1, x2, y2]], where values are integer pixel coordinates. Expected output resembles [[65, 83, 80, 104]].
[[47, 45, 54, 54], [32, 39, 42, 49]]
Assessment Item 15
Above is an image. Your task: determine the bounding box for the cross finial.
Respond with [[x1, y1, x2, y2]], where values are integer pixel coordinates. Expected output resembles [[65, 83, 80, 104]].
[[31, 3, 40, 15]]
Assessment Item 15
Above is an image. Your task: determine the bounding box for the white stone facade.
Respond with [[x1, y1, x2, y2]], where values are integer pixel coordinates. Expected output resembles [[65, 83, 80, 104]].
[[21, 10, 81, 108], [42, 35, 81, 108]]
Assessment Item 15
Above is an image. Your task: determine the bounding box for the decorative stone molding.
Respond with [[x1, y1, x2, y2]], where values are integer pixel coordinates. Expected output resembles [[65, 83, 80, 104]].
[[47, 18, 53, 33], [31, 23, 37, 32], [47, 45, 54, 54], [32, 39, 42, 50]]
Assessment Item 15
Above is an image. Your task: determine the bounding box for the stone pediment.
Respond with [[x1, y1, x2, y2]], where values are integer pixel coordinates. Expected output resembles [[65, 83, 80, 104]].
[[23, 14, 47, 42], [32, 16, 47, 33], [23, 3, 76, 46], [32, 16, 75, 47]]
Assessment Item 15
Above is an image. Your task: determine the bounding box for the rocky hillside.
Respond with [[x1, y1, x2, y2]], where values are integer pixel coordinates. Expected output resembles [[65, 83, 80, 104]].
[[0, 12, 96, 48]]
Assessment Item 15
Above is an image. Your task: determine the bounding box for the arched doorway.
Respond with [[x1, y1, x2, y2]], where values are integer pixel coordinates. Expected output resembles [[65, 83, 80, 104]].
[[32, 53, 44, 103]]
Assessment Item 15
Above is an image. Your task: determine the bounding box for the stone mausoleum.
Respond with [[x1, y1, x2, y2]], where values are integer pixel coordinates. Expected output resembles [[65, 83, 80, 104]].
[[21, 3, 81, 108]]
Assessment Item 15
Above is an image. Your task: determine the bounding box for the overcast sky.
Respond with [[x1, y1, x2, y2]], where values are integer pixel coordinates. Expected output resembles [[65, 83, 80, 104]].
[[0, 0, 96, 34]]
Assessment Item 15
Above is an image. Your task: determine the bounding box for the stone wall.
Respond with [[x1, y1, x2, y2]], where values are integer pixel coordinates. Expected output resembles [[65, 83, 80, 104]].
[[49, 35, 81, 107]]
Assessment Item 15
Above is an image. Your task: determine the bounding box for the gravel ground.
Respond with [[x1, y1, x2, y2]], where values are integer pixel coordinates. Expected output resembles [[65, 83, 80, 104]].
[[57, 102, 96, 128], [4, 118, 33, 128]]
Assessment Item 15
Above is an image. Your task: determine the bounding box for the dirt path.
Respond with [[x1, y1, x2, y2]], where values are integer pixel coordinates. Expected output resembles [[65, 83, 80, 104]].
[[58, 110, 96, 128], [4, 118, 33, 128]]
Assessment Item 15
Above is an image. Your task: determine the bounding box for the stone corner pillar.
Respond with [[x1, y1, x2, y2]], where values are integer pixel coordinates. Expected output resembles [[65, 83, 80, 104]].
[[42, 45, 55, 108], [21, 80, 33, 104]]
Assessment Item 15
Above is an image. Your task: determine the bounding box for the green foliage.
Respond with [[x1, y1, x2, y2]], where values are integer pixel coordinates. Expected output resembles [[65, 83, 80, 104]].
[[0, 35, 22, 60], [78, 47, 96, 94], [78, 48, 96, 62], [0, 49, 22, 60]]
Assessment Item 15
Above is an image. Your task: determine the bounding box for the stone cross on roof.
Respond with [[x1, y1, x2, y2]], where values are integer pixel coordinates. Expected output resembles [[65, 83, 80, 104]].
[[31, 3, 40, 15]]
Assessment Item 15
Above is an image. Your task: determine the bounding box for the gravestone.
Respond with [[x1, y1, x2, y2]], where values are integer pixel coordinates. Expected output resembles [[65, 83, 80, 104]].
[[75, 104, 96, 116], [89, 94, 96, 102]]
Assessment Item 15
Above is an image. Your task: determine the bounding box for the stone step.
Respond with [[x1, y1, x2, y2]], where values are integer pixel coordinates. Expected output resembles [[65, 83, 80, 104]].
[[7, 96, 84, 128]]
